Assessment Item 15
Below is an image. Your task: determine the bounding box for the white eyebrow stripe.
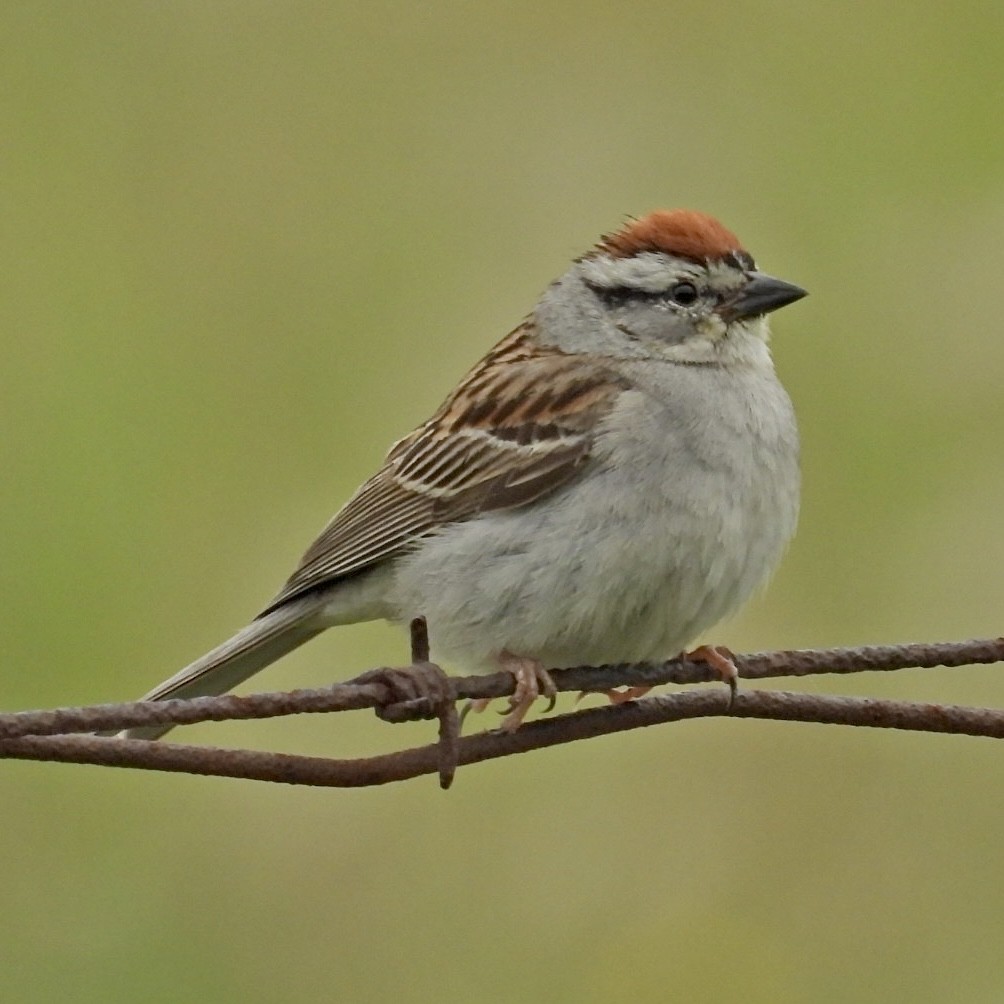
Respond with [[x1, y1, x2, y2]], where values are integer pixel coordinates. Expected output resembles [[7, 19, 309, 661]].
[[578, 252, 696, 292]]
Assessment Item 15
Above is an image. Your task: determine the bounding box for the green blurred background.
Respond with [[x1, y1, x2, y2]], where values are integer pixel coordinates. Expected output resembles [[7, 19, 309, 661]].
[[2, 2, 1003, 1001]]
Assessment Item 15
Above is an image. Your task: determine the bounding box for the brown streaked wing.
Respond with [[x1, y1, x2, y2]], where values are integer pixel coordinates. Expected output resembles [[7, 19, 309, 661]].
[[260, 326, 628, 614]]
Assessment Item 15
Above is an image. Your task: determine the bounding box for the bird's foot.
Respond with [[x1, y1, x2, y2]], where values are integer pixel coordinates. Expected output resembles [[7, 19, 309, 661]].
[[686, 644, 740, 707], [498, 654, 557, 731], [590, 685, 654, 705], [460, 652, 557, 732]]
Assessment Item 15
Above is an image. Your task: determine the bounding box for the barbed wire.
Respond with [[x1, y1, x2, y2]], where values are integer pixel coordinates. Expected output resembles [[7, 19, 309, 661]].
[[2, 625, 1002, 789]]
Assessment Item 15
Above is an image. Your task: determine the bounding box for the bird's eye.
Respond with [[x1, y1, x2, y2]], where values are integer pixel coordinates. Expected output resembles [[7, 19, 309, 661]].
[[668, 281, 699, 306]]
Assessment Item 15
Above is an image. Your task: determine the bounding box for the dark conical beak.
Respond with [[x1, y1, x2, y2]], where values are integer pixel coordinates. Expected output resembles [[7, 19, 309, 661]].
[[720, 271, 807, 322]]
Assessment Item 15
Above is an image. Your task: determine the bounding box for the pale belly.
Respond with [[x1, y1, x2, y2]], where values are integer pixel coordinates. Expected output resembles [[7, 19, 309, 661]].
[[385, 367, 799, 673]]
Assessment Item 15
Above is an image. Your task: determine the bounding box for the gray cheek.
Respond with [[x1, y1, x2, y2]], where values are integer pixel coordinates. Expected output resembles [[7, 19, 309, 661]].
[[609, 301, 694, 347]]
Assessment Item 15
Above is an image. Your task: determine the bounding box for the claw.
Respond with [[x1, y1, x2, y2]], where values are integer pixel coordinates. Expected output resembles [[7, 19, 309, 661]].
[[686, 645, 740, 707], [606, 685, 654, 705], [459, 697, 491, 728], [576, 685, 654, 706], [462, 652, 557, 732]]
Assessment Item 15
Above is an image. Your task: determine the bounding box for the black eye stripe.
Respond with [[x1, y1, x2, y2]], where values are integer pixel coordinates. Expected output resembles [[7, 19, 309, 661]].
[[593, 282, 702, 308]]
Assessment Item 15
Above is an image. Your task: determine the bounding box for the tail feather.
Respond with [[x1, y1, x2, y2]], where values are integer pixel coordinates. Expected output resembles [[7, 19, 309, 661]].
[[117, 596, 328, 740]]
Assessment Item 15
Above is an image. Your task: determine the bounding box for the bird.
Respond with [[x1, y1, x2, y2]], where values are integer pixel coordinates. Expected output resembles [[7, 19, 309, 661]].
[[117, 209, 805, 739]]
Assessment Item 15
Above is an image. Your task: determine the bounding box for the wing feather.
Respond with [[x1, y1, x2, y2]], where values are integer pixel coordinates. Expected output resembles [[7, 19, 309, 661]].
[[260, 325, 628, 614]]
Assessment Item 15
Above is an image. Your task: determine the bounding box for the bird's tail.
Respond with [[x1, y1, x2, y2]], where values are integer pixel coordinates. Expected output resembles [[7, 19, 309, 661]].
[[114, 596, 328, 740]]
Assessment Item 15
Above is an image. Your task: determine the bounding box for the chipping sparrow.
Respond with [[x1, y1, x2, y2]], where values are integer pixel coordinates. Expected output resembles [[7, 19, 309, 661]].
[[120, 209, 805, 739]]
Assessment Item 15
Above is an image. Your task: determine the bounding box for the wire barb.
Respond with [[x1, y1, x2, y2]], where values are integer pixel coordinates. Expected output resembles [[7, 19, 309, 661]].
[[340, 618, 458, 787]]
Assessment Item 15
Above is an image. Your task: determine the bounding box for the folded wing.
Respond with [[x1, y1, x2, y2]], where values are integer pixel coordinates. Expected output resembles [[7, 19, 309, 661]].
[[261, 324, 627, 614]]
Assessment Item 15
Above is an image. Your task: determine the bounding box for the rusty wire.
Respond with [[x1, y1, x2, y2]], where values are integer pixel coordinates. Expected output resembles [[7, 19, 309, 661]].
[[2, 631, 1003, 790]]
